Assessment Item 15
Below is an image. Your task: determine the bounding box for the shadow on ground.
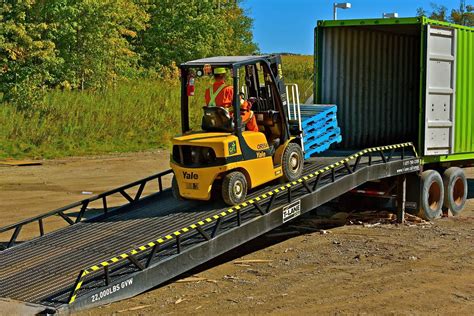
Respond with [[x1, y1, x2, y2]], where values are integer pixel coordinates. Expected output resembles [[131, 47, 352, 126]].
[[149, 211, 343, 290]]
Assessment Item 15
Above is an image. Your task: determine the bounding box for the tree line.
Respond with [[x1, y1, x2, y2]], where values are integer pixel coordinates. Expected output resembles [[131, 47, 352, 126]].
[[0, 0, 258, 108], [418, 0, 474, 26]]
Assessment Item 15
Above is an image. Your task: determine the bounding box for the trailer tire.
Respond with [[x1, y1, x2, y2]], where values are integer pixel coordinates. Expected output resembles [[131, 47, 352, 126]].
[[171, 176, 184, 201], [419, 170, 444, 221], [222, 171, 247, 206], [442, 167, 467, 216], [282, 143, 304, 182]]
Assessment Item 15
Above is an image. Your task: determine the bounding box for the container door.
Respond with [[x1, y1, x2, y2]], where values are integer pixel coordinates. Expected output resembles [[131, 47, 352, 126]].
[[424, 25, 457, 156]]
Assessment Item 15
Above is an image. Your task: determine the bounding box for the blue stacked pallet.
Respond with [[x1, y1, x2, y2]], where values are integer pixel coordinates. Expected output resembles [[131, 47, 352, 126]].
[[289, 104, 342, 159]]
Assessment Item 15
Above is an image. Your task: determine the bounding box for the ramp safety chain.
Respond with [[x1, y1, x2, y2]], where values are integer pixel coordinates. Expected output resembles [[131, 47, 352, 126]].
[[67, 142, 418, 304], [0, 170, 173, 250]]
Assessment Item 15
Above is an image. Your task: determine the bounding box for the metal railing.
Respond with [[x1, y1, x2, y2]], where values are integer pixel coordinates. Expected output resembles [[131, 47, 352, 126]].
[[0, 170, 173, 250], [66, 142, 418, 305]]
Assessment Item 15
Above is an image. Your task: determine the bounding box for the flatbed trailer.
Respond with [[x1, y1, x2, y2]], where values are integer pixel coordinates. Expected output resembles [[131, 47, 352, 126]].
[[0, 143, 418, 314]]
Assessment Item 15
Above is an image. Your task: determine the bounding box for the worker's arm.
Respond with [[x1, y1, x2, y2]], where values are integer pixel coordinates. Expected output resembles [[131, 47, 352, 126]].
[[222, 86, 234, 107]]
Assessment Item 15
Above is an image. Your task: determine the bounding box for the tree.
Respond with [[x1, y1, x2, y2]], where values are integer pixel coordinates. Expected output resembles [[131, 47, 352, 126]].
[[1, 0, 258, 109], [36, 0, 149, 89], [0, 0, 57, 109], [138, 0, 258, 69], [220, 1, 259, 56], [450, 0, 474, 25], [417, 1, 474, 26]]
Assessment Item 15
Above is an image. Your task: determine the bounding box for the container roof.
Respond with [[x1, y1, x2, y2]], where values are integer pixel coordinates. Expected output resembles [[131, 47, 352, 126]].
[[317, 16, 474, 31], [318, 17, 422, 27], [181, 55, 269, 67]]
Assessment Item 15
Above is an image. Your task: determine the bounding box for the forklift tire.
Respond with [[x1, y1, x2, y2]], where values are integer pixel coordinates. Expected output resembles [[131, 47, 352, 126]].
[[419, 170, 444, 221], [281, 143, 304, 182], [442, 167, 467, 216], [171, 176, 184, 201], [222, 171, 247, 206]]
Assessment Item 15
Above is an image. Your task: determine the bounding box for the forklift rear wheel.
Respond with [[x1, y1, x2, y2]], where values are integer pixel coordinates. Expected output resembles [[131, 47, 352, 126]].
[[222, 171, 248, 205], [282, 143, 304, 182], [171, 176, 184, 201]]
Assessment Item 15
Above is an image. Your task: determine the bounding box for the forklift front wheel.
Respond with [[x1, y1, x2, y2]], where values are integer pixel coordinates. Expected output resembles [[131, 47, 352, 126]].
[[222, 171, 248, 206], [172, 176, 184, 201], [282, 143, 304, 182]]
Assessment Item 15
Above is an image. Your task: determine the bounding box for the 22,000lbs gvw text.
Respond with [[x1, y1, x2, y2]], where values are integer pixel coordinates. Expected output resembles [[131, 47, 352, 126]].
[[91, 278, 133, 303]]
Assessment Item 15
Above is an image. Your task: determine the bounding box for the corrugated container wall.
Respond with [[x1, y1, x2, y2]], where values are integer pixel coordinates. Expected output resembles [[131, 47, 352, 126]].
[[317, 25, 421, 149], [455, 27, 474, 153]]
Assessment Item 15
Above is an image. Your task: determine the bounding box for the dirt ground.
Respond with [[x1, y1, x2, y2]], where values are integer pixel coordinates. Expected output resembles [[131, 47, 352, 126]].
[[0, 152, 473, 315]]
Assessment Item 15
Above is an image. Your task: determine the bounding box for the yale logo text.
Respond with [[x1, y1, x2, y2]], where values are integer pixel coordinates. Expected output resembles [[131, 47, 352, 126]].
[[183, 171, 199, 180]]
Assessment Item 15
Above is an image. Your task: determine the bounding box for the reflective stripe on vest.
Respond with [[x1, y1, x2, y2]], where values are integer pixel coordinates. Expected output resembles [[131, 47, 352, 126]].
[[208, 84, 227, 107]]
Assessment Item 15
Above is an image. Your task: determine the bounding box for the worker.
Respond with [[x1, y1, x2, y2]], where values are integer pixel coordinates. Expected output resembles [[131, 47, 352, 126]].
[[205, 68, 234, 110], [240, 95, 259, 132], [205, 68, 258, 132]]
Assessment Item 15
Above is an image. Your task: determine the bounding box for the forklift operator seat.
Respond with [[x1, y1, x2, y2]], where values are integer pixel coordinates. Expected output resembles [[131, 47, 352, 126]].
[[201, 106, 234, 133]]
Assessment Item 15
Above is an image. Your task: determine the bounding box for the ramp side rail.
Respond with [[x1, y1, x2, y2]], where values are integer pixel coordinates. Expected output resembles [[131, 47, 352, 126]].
[[0, 170, 173, 249], [66, 142, 418, 305]]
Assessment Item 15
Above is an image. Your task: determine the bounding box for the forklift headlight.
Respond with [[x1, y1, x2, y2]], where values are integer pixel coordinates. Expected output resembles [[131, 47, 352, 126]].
[[191, 148, 199, 163], [174, 145, 216, 166], [201, 147, 216, 164]]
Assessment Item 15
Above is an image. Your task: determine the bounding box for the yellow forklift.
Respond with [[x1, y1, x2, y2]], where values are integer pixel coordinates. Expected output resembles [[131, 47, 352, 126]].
[[171, 55, 304, 205]]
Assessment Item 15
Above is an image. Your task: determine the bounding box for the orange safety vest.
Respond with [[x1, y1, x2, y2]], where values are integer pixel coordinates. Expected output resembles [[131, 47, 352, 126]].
[[241, 100, 259, 132], [205, 81, 233, 108], [208, 84, 227, 107]]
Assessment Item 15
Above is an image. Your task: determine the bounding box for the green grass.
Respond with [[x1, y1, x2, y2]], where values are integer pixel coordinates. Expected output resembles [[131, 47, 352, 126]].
[[0, 80, 201, 159], [0, 55, 314, 159], [281, 55, 314, 103]]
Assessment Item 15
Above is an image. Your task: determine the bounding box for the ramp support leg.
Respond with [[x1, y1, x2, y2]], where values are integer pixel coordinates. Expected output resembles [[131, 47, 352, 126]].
[[397, 175, 406, 223], [104, 266, 110, 285]]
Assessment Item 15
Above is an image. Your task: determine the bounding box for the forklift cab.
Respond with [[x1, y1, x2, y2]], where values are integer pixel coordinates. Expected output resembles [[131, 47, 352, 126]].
[[179, 55, 293, 155], [172, 55, 304, 205]]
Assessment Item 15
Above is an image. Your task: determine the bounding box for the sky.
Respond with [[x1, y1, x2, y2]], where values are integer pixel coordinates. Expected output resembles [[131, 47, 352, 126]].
[[241, 0, 463, 54]]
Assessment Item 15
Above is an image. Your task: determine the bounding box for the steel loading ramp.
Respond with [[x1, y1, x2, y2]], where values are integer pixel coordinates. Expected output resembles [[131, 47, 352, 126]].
[[0, 143, 419, 314]]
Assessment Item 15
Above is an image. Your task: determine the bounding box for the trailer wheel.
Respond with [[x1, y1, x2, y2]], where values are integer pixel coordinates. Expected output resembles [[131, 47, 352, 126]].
[[419, 170, 444, 221], [222, 171, 247, 206], [171, 176, 184, 201], [442, 167, 467, 216], [282, 143, 304, 182]]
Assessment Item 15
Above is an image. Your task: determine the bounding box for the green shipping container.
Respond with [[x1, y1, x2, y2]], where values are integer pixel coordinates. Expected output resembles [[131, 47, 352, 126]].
[[314, 17, 474, 165]]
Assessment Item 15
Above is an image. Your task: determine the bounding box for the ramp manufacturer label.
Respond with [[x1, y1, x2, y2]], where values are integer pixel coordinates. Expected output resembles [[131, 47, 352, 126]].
[[396, 159, 420, 174], [282, 200, 301, 223]]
